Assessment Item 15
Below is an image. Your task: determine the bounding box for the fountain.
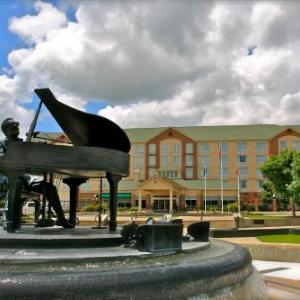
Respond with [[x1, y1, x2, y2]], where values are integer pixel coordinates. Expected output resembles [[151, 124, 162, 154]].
[[0, 88, 267, 299]]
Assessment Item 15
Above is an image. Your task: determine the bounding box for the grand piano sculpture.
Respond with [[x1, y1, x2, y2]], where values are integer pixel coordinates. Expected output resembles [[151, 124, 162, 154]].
[[0, 88, 130, 233]]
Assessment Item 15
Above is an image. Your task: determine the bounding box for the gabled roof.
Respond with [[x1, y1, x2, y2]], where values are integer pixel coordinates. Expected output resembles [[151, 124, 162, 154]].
[[37, 124, 300, 144], [125, 124, 300, 143], [138, 177, 185, 191], [124, 127, 168, 143]]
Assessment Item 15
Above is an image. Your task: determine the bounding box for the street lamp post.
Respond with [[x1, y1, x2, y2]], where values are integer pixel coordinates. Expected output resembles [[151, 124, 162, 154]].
[[92, 177, 107, 229]]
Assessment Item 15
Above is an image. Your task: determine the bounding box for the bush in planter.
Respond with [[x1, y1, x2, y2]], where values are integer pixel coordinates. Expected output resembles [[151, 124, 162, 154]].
[[84, 204, 97, 212], [129, 206, 138, 212], [227, 203, 238, 212], [96, 202, 108, 212]]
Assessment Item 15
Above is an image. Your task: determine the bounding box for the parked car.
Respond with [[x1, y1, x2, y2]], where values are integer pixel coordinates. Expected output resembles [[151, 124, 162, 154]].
[[22, 201, 36, 216]]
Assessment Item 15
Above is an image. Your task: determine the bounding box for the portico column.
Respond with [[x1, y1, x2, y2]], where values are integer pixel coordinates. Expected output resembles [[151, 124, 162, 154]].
[[150, 193, 154, 210], [138, 188, 142, 211], [169, 189, 173, 213], [176, 193, 179, 211]]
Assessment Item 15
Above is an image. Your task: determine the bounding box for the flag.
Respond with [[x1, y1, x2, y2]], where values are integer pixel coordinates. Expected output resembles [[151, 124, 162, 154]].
[[203, 166, 207, 177], [236, 167, 239, 176]]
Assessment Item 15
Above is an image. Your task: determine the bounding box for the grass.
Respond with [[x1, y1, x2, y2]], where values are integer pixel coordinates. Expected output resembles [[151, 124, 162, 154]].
[[256, 234, 300, 244], [245, 214, 287, 220]]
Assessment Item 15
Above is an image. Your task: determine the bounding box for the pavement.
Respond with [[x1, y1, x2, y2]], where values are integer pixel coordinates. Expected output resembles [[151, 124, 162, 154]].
[[217, 236, 300, 299], [253, 260, 300, 300]]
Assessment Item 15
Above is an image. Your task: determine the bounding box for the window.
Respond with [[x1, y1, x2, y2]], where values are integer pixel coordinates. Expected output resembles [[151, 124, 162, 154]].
[[148, 144, 156, 154], [185, 143, 193, 154], [173, 143, 181, 153], [185, 196, 196, 209], [149, 156, 156, 166], [200, 166, 209, 178], [221, 143, 229, 153], [237, 155, 247, 164], [173, 155, 180, 167], [221, 155, 229, 165], [256, 142, 266, 153], [239, 179, 247, 190], [279, 140, 287, 152], [185, 167, 193, 178], [200, 156, 209, 165], [133, 144, 144, 154], [256, 168, 263, 177], [199, 143, 209, 153], [293, 140, 300, 151], [185, 154, 193, 166], [159, 170, 179, 179], [161, 143, 169, 154], [256, 155, 267, 164], [148, 168, 157, 177], [219, 166, 229, 178], [257, 180, 264, 190], [237, 142, 247, 153], [239, 167, 248, 177], [161, 155, 168, 166], [134, 156, 144, 167], [134, 167, 144, 181], [81, 182, 92, 191]]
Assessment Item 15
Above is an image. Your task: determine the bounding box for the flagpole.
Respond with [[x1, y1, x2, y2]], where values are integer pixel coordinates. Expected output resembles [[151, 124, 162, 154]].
[[237, 168, 241, 215], [220, 142, 224, 214], [204, 165, 207, 214]]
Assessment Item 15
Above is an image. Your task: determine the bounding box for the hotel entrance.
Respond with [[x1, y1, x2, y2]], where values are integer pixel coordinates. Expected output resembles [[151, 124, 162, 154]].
[[152, 196, 169, 211], [136, 177, 185, 212], [152, 195, 178, 212]]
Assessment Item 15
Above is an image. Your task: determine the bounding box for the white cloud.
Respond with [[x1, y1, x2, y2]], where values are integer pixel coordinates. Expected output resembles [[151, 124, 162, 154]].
[[2, 0, 300, 134], [9, 1, 67, 45]]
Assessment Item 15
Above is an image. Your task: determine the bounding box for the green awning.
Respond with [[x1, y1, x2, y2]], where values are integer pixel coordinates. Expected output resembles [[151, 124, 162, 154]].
[[99, 193, 131, 199]]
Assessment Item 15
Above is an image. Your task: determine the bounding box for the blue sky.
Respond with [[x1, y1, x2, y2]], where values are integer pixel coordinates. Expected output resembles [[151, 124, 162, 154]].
[[0, 0, 105, 134], [0, 1, 32, 70]]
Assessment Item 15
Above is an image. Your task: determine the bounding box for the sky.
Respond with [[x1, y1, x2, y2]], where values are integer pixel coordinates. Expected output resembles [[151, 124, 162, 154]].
[[1, 0, 300, 138]]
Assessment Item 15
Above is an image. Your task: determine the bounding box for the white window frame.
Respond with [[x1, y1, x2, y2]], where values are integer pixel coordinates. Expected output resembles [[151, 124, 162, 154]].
[[148, 144, 156, 154]]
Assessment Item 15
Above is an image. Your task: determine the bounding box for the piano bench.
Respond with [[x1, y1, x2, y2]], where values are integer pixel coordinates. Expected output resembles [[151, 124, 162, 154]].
[[135, 224, 183, 252]]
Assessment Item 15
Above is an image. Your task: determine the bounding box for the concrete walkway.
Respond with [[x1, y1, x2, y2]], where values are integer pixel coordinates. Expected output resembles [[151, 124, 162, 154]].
[[253, 260, 300, 300], [215, 236, 300, 299]]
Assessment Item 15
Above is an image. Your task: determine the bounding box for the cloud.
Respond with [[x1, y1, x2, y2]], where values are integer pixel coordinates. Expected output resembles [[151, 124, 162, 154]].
[[9, 1, 67, 45], [2, 0, 300, 134]]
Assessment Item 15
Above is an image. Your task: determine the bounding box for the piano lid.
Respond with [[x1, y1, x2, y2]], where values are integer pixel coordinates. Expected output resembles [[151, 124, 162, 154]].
[[35, 88, 131, 153]]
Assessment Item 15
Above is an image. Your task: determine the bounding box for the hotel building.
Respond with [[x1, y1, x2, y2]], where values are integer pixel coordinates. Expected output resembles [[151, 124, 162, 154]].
[[48, 124, 300, 212]]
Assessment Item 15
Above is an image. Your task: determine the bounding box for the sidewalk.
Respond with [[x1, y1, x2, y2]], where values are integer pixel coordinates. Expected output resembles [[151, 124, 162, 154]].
[[253, 260, 300, 299]]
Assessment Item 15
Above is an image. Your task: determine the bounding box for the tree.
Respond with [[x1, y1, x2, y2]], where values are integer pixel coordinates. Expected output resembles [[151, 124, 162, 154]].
[[261, 150, 298, 216], [260, 180, 275, 210], [287, 151, 300, 215]]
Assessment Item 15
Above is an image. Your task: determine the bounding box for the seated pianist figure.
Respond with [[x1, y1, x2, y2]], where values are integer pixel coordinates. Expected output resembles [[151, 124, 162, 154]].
[[1, 118, 72, 228]]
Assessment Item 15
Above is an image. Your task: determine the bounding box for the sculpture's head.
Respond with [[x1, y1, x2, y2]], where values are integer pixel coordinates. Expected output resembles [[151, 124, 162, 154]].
[[1, 118, 20, 140]]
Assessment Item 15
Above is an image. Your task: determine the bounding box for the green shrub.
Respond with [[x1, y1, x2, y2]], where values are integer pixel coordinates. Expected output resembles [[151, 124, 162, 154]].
[[84, 204, 97, 212], [0, 199, 5, 208], [129, 206, 138, 212], [95, 202, 108, 212], [227, 203, 238, 212], [117, 207, 127, 212]]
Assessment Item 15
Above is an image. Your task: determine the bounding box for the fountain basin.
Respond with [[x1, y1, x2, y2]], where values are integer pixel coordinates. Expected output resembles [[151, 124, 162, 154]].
[[0, 239, 267, 299]]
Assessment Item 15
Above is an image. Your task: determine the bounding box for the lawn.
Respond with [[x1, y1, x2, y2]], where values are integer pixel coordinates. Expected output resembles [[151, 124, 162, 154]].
[[245, 214, 287, 220], [256, 234, 300, 244]]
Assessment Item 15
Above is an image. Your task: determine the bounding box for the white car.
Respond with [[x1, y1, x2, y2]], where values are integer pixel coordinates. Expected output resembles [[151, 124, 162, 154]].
[[22, 201, 36, 215]]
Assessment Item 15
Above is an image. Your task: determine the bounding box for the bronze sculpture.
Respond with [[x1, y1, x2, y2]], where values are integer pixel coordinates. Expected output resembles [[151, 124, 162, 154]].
[[0, 88, 130, 232], [1, 118, 72, 228]]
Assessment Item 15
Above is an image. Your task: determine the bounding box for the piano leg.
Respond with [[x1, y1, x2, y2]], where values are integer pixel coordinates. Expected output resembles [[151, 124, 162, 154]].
[[63, 178, 87, 228], [106, 173, 121, 232], [6, 171, 23, 233]]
